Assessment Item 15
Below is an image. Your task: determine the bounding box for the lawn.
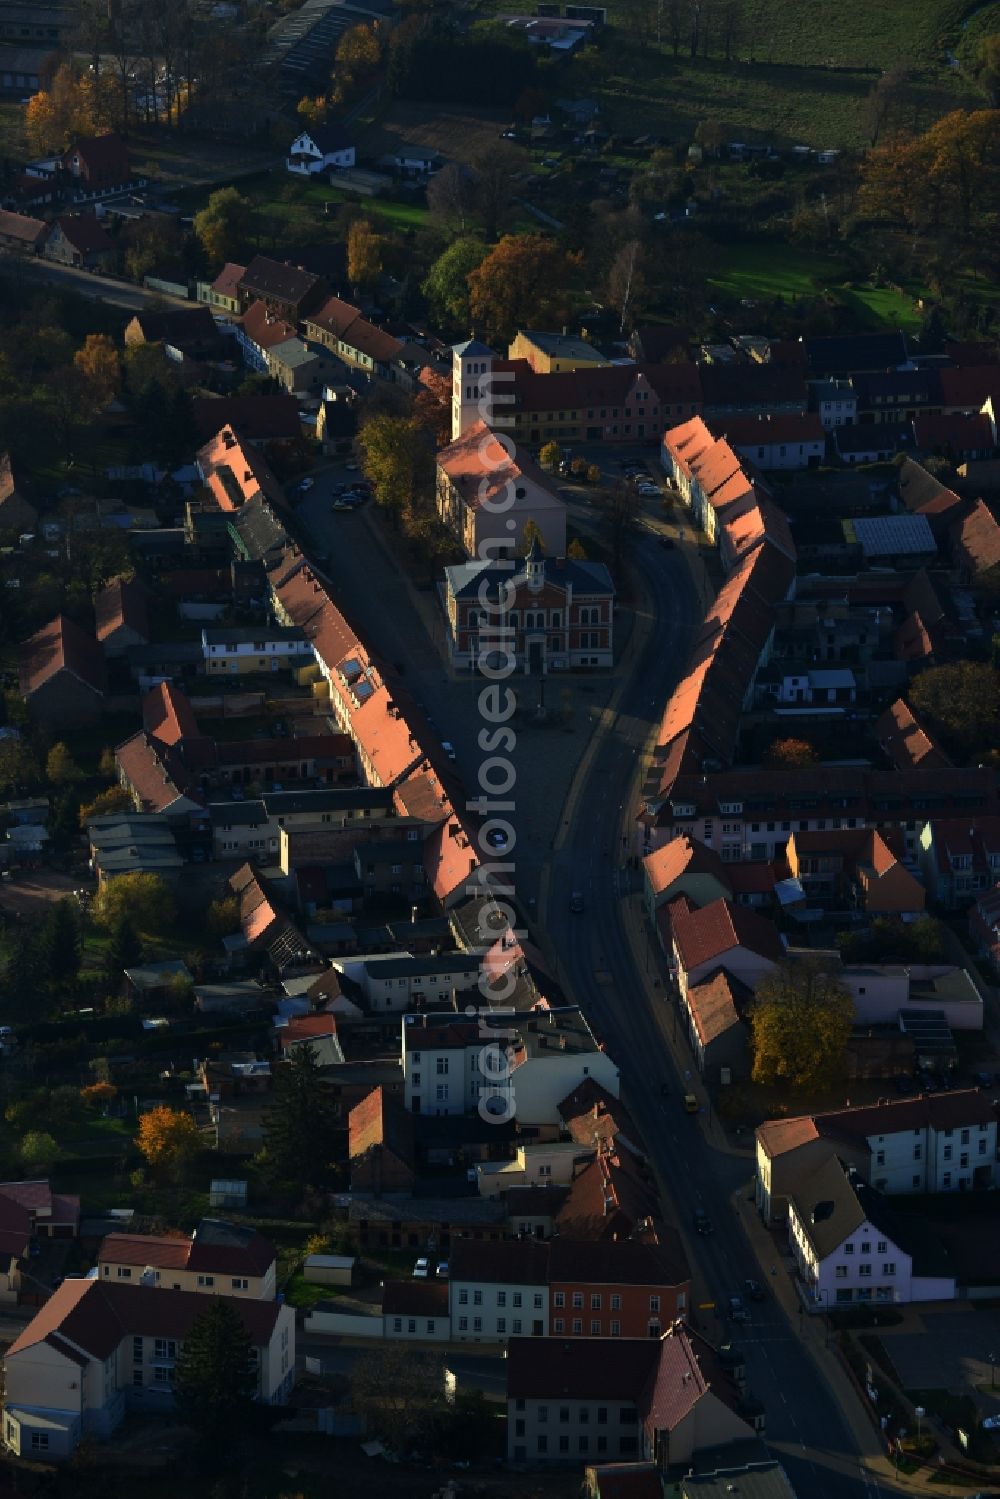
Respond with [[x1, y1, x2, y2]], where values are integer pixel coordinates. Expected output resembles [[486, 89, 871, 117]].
[[283, 1270, 343, 1308], [708, 240, 926, 329], [468, 0, 999, 147]]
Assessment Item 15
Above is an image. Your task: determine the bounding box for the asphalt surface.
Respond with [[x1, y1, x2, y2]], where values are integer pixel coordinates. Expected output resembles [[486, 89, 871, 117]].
[[0, 254, 192, 311], [543, 526, 891, 1498], [296, 450, 888, 1494]]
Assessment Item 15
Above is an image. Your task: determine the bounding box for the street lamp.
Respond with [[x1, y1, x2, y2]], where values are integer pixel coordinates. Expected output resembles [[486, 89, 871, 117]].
[[915, 1405, 925, 1448], [989, 1351, 997, 1390]]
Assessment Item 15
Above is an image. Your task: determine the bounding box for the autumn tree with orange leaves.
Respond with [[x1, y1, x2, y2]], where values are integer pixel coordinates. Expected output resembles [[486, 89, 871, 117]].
[[137, 1106, 202, 1177], [467, 235, 583, 345]]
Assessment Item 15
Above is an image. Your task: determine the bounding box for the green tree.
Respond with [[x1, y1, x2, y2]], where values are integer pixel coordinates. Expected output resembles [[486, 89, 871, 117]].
[[46, 741, 83, 786], [80, 785, 133, 826], [358, 413, 433, 523], [261, 1043, 339, 1193], [206, 895, 240, 938], [4, 929, 39, 1018], [40, 899, 82, 988], [193, 186, 253, 264], [521, 519, 542, 552], [104, 912, 144, 981], [750, 962, 854, 1093], [910, 660, 1000, 755], [93, 872, 176, 935], [20, 1131, 60, 1172], [421, 238, 487, 328], [173, 1298, 258, 1448]]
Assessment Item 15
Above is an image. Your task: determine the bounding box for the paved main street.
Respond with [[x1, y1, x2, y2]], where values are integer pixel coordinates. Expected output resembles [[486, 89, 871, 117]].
[[0, 254, 193, 311], [296, 455, 905, 1495]]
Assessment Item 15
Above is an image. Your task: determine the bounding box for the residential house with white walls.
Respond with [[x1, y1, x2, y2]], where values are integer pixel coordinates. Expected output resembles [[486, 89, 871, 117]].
[[787, 1156, 955, 1310]]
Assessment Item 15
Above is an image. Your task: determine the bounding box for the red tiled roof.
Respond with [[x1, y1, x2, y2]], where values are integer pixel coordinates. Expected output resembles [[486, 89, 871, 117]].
[[815, 1088, 996, 1141], [937, 365, 1000, 410], [755, 1116, 820, 1158], [556, 1144, 660, 1241], [685, 970, 743, 1046], [0, 1190, 32, 1259], [197, 425, 284, 512], [7, 1279, 281, 1364], [393, 760, 450, 825], [437, 418, 564, 514], [914, 413, 995, 456], [209, 262, 246, 301], [557, 1078, 643, 1151], [424, 812, 480, 904], [192, 394, 301, 443], [875, 698, 950, 771], [382, 1279, 448, 1317], [95, 577, 148, 644], [642, 834, 730, 900], [506, 1334, 660, 1400], [710, 411, 825, 447], [99, 1233, 191, 1270], [142, 682, 200, 746], [0, 209, 46, 246], [115, 730, 196, 814], [279, 1014, 337, 1049], [306, 295, 403, 363], [63, 133, 129, 181], [952, 498, 1000, 575], [671, 897, 784, 974], [52, 213, 113, 254], [20, 613, 106, 698], [239, 299, 297, 351]]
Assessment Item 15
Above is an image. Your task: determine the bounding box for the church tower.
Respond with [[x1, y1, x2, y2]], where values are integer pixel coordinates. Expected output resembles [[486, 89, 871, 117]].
[[451, 338, 497, 440]]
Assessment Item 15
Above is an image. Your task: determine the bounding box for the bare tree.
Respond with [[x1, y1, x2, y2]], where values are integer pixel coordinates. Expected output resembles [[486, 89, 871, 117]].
[[73, 0, 111, 81], [663, 0, 685, 55], [470, 142, 520, 241], [688, 0, 702, 57], [106, 0, 139, 137], [719, 0, 743, 62], [595, 479, 640, 570], [350, 1344, 446, 1454], [865, 65, 910, 148], [607, 240, 647, 333], [426, 162, 474, 235]]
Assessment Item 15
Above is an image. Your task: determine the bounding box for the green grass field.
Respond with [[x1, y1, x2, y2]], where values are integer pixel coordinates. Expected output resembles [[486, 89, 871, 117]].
[[472, 0, 1000, 146], [708, 240, 927, 328]]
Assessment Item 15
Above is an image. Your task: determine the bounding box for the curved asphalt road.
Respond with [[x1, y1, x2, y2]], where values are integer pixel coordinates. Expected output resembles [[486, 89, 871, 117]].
[[541, 529, 890, 1499]]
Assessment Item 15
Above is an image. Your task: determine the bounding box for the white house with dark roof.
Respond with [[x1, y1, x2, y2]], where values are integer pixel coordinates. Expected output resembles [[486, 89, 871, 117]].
[[787, 1156, 955, 1310], [286, 124, 355, 176], [2, 1279, 294, 1459]]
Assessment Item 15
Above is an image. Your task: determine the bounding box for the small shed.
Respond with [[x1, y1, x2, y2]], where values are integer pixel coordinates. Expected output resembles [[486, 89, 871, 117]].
[[303, 1253, 355, 1287]]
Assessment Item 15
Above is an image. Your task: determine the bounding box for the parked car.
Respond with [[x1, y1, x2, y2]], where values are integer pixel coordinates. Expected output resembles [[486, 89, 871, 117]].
[[441, 741, 457, 761], [683, 1093, 699, 1114], [413, 1258, 430, 1278], [435, 1262, 449, 1279], [728, 1295, 748, 1322], [744, 1279, 765, 1302], [693, 1207, 712, 1236], [298, 476, 314, 492], [332, 499, 352, 511]]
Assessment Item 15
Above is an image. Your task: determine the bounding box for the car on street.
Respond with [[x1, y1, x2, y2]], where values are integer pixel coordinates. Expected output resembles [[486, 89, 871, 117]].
[[637, 483, 661, 497], [413, 1258, 430, 1278], [728, 1295, 748, 1322], [345, 461, 359, 471], [693, 1207, 712, 1236], [484, 827, 509, 850], [683, 1093, 699, 1113], [744, 1279, 765, 1302], [441, 741, 457, 760], [298, 476, 314, 492], [331, 499, 352, 511], [435, 1262, 449, 1279], [570, 891, 585, 913]]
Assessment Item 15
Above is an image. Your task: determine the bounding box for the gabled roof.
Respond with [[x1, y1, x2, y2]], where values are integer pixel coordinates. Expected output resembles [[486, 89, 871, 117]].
[[296, 122, 354, 154], [437, 417, 564, 513], [131, 307, 218, 347], [937, 365, 1000, 410], [803, 331, 908, 378], [142, 681, 200, 746], [506, 1333, 660, 1400], [0, 208, 46, 247], [20, 614, 106, 699], [192, 395, 301, 442], [710, 411, 825, 446], [51, 213, 113, 254], [788, 1153, 866, 1259], [685, 969, 744, 1047], [348, 1085, 416, 1168], [62, 133, 129, 180], [95, 576, 148, 644], [197, 425, 284, 512], [952, 498, 1000, 575], [558, 1077, 643, 1152], [643, 834, 731, 900], [209, 261, 246, 301], [6, 1279, 282, 1365], [450, 1236, 550, 1285], [306, 295, 403, 363], [671, 897, 784, 974], [875, 698, 950, 772], [382, 1278, 448, 1317], [239, 254, 324, 307], [896, 456, 962, 517], [115, 730, 197, 815]]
